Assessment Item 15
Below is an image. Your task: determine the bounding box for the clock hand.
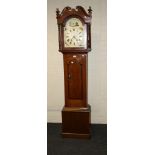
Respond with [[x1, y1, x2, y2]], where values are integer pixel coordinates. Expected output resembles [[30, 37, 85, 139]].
[[72, 36, 78, 41], [70, 36, 75, 42]]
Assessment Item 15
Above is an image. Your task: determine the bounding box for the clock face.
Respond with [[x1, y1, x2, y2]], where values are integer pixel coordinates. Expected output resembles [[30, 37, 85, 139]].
[[64, 18, 86, 48]]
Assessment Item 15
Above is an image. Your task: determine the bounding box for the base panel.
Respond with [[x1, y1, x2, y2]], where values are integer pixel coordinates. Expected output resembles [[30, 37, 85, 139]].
[[62, 105, 91, 139]]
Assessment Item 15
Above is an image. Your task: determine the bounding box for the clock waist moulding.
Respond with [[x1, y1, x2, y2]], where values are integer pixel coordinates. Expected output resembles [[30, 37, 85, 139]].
[[56, 6, 92, 138]]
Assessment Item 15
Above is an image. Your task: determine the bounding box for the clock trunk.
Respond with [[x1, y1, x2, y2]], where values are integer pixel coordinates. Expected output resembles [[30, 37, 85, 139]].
[[64, 53, 88, 107]]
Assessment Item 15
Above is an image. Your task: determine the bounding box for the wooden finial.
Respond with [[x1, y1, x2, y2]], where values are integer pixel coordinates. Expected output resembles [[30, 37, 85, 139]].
[[88, 6, 92, 15], [56, 8, 60, 17]]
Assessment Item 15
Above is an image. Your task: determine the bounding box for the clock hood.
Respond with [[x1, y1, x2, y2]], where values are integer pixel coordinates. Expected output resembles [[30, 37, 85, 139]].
[[56, 6, 92, 24]]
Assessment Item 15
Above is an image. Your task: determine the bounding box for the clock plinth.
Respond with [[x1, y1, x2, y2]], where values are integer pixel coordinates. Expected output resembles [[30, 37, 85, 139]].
[[62, 105, 91, 139], [56, 6, 92, 139]]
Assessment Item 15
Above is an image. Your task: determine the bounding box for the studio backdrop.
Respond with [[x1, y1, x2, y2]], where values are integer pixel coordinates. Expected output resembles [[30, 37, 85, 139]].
[[47, 0, 107, 124]]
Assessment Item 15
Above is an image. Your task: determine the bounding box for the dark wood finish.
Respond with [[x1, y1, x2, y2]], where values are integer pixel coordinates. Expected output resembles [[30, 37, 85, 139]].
[[56, 6, 92, 139], [62, 105, 91, 138]]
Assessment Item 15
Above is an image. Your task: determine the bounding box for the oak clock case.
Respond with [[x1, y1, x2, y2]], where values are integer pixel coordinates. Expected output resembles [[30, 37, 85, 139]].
[[56, 6, 92, 138]]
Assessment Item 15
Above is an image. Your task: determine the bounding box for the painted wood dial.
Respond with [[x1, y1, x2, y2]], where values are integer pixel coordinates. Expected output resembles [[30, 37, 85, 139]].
[[64, 18, 86, 48]]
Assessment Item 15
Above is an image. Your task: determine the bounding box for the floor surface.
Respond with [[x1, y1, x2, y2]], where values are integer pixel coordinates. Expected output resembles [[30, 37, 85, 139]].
[[47, 123, 107, 155]]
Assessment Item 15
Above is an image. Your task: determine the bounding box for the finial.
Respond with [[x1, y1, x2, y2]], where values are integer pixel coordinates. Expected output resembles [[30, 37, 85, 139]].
[[88, 6, 92, 15], [56, 8, 60, 17]]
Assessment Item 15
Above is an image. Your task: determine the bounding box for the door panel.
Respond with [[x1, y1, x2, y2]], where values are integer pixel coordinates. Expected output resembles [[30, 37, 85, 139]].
[[68, 62, 82, 99], [64, 54, 87, 107]]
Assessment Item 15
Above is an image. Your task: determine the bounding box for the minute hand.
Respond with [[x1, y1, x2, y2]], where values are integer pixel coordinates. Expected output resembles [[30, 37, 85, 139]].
[[72, 36, 78, 41]]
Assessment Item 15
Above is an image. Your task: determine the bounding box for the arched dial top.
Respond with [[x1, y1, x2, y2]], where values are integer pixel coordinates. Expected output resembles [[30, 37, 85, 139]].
[[64, 18, 86, 48]]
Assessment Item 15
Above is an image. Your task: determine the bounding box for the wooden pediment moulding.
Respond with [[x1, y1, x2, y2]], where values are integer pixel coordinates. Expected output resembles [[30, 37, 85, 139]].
[[56, 6, 92, 24]]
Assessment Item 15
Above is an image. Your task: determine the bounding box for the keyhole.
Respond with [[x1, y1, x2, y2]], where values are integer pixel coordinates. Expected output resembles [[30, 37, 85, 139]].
[[68, 73, 71, 79]]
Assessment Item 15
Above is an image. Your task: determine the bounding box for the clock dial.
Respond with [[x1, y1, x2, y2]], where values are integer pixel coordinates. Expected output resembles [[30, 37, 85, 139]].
[[64, 18, 86, 48]]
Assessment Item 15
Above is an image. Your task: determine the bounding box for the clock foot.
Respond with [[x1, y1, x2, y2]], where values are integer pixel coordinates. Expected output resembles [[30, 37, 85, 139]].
[[61, 132, 91, 139]]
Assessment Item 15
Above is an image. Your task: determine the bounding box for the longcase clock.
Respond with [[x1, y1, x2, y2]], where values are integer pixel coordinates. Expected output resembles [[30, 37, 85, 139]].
[[56, 6, 92, 138]]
